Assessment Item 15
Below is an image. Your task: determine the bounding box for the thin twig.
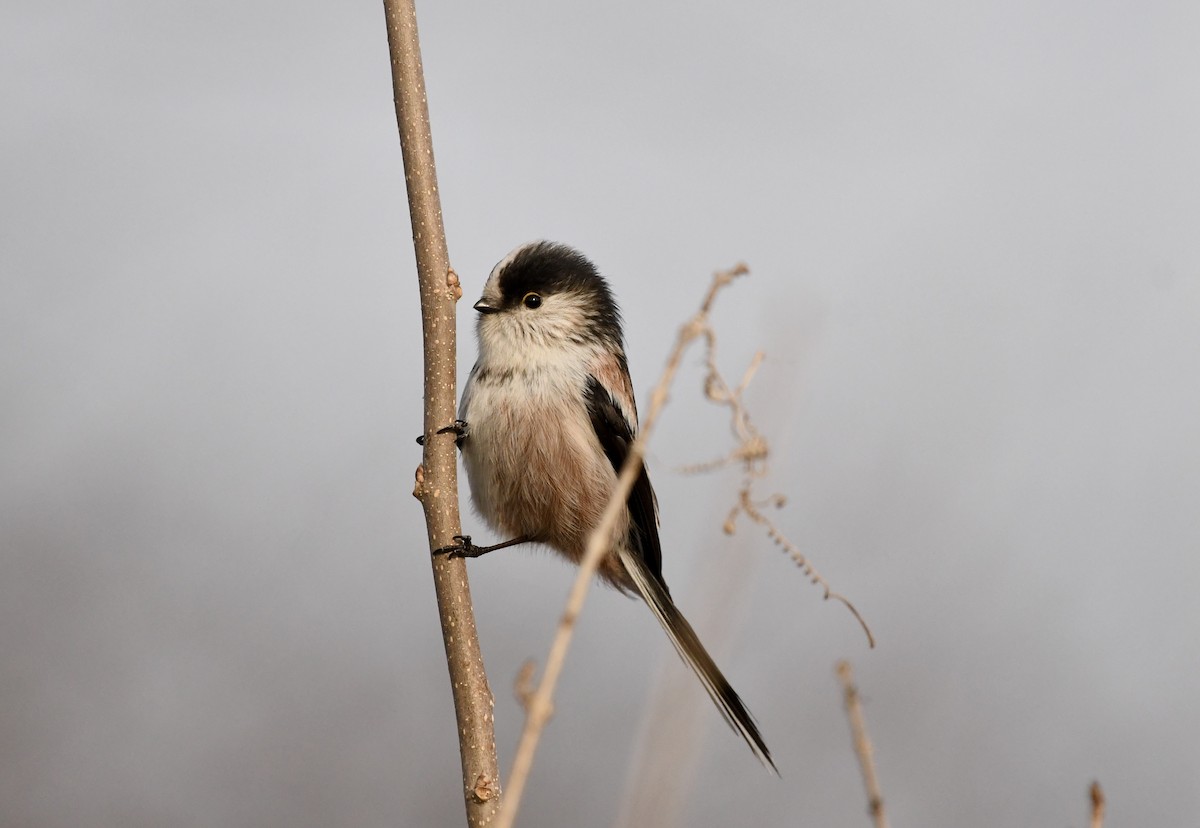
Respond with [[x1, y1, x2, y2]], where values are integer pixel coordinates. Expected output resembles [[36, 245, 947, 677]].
[[837, 661, 888, 828], [382, 2, 501, 825], [1090, 781, 1105, 828], [736, 492, 874, 648], [678, 298, 874, 648], [493, 265, 749, 828]]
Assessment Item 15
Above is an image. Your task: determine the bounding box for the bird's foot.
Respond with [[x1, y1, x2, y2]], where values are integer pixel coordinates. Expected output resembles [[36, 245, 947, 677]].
[[433, 535, 488, 559], [433, 534, 532, 560], [416, 419, 469, 447]]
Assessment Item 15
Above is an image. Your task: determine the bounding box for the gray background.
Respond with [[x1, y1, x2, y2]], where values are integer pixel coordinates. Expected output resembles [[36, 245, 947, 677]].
[[4, 2, 1198, 826]]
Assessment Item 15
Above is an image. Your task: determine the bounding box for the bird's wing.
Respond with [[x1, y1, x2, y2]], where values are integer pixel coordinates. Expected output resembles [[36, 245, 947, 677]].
[[583, 374, 664, 587]]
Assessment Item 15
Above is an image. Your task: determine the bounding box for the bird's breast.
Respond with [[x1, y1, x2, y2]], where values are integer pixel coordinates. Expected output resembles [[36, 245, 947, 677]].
[[460, 365, 629, 567]]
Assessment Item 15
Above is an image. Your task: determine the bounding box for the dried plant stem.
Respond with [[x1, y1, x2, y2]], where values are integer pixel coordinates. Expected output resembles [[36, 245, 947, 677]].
[[837, 661, 888, 828], [735, 492, 874, 647], [1090, 781, 1105, 828], [382, 2, 501, 825], [493, 265, 749, 828], [678, 292, 873, 648]]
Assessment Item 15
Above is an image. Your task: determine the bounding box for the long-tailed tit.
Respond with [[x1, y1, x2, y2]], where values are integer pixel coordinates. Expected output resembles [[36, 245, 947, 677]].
[[439, 241, 774, 770]]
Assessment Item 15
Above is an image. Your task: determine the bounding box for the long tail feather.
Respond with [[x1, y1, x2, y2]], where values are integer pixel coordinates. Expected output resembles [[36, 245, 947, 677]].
[[619, 548, 777, 773]]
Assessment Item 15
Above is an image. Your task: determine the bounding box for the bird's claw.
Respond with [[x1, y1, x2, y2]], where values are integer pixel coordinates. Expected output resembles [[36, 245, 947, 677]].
[[434, 535, 477, 559], [416, 419, 469, 447]]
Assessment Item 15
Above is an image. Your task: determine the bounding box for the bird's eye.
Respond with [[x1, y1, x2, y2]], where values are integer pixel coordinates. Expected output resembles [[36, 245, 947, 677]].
[[522, 292, 542, 309]]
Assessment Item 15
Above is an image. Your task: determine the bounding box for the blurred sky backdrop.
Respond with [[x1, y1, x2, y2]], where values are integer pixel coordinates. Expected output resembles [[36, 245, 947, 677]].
[[3, 2, 1199, 826]]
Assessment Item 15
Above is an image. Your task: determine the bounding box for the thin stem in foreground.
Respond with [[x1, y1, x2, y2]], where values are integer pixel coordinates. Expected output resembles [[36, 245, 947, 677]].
[[1090, 781, 1106, 828], [382, 2, 501, 825], [837, 661, 889, 828]]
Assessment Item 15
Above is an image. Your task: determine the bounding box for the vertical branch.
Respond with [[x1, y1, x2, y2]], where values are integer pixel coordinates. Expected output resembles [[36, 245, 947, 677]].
[[382, 2, 501, 825]]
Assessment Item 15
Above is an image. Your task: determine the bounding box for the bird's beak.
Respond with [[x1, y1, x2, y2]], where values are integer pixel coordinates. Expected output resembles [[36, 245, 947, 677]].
[[473, 299, 500, 314]]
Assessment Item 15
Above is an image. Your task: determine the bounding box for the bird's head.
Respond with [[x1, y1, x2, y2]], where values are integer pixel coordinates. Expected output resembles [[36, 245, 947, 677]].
[[473, 241, 624, 359]]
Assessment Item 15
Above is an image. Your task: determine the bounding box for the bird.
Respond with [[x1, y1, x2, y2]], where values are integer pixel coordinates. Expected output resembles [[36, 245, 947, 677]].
[[438, 240, 774, 771]]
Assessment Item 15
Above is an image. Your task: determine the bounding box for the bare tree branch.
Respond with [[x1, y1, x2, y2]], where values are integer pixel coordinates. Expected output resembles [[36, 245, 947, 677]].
[[837, 661, 888, 828], [493, 265, 750, 828], [382, 2, 501, 824]]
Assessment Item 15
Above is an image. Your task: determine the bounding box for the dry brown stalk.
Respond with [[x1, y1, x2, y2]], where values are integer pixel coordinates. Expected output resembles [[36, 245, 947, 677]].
[[676, 290, 874, 647], [1090, 781, 1106, 828], [837, 661, 888, 828]]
